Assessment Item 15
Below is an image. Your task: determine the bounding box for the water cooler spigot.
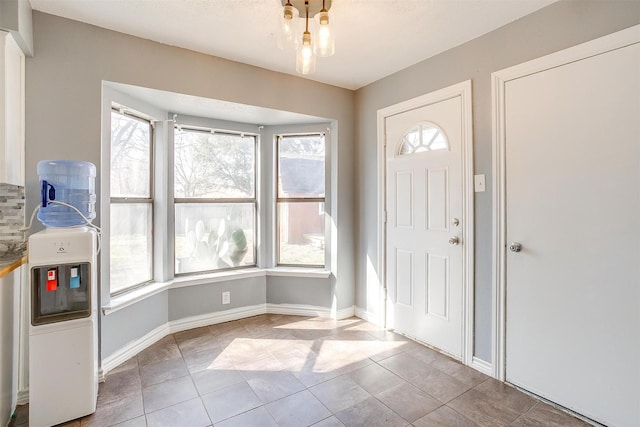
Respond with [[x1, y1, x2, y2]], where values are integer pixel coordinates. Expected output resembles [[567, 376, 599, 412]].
[[40, 180, 56, 208]]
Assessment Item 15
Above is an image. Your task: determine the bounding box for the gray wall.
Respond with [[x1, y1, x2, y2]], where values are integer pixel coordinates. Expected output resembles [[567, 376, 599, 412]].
[[354, 0, 640, 362], [169, 278, 266, 322], [267, 277, 333, 308], [101, 292, 168, 359], [26, 12, 355, 361]]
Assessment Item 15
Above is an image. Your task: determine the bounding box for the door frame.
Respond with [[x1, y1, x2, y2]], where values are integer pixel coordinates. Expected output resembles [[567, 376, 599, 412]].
[[491, 24, 640, 381], [377, 80, 475, 367]]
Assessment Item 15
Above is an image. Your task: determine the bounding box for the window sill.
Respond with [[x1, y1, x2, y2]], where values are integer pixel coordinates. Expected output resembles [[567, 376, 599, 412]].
[[102, 267, 330, 316], [266, 267, 331, 279]]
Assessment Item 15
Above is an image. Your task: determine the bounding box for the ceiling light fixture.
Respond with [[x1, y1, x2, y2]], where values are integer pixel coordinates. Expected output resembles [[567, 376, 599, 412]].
[[278, 0, 334, 75]]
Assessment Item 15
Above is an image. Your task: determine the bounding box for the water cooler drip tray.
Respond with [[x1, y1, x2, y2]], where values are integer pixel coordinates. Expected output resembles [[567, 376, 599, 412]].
[[31, 262, 91, 325]]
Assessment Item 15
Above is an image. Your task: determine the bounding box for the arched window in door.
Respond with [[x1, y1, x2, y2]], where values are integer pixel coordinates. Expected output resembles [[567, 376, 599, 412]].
[[398, 122, 448, 155]]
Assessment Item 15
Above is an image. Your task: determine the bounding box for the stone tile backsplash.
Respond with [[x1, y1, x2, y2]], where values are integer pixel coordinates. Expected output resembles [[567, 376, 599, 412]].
[[0, 183, 26, 259]]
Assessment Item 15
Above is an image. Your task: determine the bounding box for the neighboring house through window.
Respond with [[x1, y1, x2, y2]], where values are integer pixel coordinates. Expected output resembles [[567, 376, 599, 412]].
[[276, 134, 326, 267]]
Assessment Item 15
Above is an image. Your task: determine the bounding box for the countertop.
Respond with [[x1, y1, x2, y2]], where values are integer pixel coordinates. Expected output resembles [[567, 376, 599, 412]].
[[0, 254, 27, 278]]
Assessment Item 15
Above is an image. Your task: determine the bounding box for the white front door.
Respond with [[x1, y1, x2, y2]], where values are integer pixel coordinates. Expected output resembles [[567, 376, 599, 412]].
[[501, 32, 640, 426], [385, 93, 466, 358]]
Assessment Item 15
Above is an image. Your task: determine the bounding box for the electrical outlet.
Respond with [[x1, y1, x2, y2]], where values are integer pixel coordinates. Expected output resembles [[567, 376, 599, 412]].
[[474, 174, 486, 192], [222, 291, 230, 305]]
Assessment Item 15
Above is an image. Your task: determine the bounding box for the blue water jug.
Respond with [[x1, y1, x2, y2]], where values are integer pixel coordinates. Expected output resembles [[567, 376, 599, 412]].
[[37, 160, 96, 227]]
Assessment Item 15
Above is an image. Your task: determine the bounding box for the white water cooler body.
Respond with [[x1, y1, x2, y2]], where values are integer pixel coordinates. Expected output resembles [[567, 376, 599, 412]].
[[28, 227, 98, 427]]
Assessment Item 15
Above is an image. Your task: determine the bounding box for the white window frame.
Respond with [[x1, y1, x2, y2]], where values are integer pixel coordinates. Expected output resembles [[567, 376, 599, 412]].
[[173, 125, 259, 276], [108, 106, 155, 296], [275, 132, 327, 268]]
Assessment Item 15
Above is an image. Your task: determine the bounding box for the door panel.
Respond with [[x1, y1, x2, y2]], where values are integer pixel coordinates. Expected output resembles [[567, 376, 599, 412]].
[[395, 171, 413, 228], [386, 96, 463, 357], [426, 253, 448, 318], [505, 42, 640, 426], [395, 249, 414, 307], [427, 168, 449, 231]]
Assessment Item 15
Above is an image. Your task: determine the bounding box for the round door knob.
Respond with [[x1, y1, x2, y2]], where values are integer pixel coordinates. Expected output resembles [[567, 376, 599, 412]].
[[509, 242, 522, 252], [449, 236, 460, 245]]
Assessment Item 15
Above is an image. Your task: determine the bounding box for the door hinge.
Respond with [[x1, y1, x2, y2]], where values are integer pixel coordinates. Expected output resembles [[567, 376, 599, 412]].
[[383, 211, 387, 223]]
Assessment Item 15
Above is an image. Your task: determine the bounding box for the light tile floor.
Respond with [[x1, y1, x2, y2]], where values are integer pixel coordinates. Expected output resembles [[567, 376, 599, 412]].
[[11, 315, 592, 427]]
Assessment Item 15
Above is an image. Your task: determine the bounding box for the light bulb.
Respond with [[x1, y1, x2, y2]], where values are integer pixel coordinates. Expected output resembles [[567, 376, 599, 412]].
[[277, 2, 298, 51], [314, 10, 334, 57], [296, 32, 316, 75]]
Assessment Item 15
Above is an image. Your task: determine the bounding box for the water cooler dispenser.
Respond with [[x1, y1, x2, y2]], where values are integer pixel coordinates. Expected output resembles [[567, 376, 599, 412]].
[[28, 160, 98, 427]]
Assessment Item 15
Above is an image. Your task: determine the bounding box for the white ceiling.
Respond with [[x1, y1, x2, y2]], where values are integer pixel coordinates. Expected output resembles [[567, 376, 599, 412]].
[[31, 0, 557, 90]]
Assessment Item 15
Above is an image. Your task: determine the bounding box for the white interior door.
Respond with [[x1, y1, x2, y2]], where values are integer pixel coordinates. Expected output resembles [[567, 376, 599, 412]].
[[503, 37, 640, 426], [385, 95, 464, 358]]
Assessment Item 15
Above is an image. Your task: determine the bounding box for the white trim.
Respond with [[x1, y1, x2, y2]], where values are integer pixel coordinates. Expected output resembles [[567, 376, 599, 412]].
[[460, 81, 475, 369], [377, 80, 475, 367], [491, 24, 640, 382], [99, 303, 354, 377], [103, 281, 171, 315], [16, 389, 28, 406], [471, 356, 493, 376], [266, 268, 331, 278], [171, 269, 266, 289], [491, 67, 507, 381], [354, 306, 384, 326], [168, 304, 267, 335], [103, 268, 331, 315], [266, 303, 354, 320]]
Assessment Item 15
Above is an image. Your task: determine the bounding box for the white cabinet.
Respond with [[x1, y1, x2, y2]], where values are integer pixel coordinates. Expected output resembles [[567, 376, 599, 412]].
[[0, 29, 26, 427], [0, 31, 24, 186]]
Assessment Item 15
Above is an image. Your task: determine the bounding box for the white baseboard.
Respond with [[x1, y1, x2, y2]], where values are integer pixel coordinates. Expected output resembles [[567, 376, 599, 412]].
[[471, 356, 493, 376], [354, 306, 384, 326], [16, 388, 29, 406], [336, 306, 355, 320], [266, 303, 354, 320], [101, 323, 170, 375], [168, 304, 267, 335]]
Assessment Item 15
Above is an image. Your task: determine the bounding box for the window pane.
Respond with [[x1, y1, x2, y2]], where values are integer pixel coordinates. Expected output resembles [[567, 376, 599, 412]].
[[278, 202, 325, 266], [278, 135, 325, 198], [174, 131, 255, 198], [110, 203, 152, 293], [110, 111, 151, 197], [399, 122, 448, 155], [175, 203, 255, 274]]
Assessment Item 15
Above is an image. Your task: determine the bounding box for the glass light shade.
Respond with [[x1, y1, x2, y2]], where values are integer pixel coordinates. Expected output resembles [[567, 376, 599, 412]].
[[314, 11, 335, 57], [277, 4, 299, 51], [296, 33, 316, 75]]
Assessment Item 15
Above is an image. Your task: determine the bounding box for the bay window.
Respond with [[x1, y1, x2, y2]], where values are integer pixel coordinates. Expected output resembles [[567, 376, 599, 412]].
[[106, 93, 331, 299]]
